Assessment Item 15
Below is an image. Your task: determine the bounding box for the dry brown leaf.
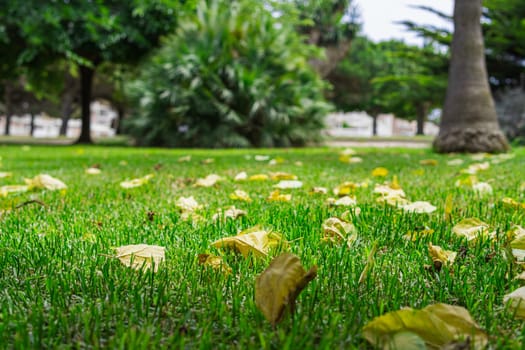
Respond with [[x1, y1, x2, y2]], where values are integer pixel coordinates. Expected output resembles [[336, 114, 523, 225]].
[[255, 253, 317, 326], [115, 244, 165, 272], [401, 201, 437, 214]]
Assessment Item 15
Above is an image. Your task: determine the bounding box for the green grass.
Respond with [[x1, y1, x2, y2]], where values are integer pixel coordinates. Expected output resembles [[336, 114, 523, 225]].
[[1, 145, 524, 349]]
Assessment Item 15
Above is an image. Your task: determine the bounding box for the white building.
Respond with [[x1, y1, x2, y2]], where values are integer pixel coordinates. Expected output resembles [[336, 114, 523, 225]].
[[325, 111, 439, 137], [0, 101, 117, 138]]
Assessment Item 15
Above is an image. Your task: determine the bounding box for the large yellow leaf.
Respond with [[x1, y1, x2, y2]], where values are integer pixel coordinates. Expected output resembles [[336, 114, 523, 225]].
[[504, 286, 525, 319], [509, 225, 525, 249], [452, 218, 494, 241], [255, 253, 317, 326], [115, 244, 165, 272], [211, 226, 286, 258], [363, 303, 487, 349], [25, 174, 67, 190], [120, 174, 153, 189]]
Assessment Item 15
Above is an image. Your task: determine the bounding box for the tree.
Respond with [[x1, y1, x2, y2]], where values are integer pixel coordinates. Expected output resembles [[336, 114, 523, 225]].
[[125, 0, 331, 148], [329, 37, 446, 135], [433, 0, 509, 153], [2, 1, 185, 143]]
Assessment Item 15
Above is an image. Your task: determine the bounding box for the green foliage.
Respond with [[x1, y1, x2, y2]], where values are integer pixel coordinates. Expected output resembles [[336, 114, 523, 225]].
[[125, 0, 332, 148], [400, 1, 525, 90], [330, 37, 446, 128]]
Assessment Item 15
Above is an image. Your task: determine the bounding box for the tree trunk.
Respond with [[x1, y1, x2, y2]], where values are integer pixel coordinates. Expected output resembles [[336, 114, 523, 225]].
[[29, 112, 36, 136], [416, 103, 427, 136], [4, 82, 12, 136], [76, 65, 94, 144], [115, 106, 124, 135], [433, 0, 509, 153], [59, 74, 78, 136], [371, 114, 378, 136]]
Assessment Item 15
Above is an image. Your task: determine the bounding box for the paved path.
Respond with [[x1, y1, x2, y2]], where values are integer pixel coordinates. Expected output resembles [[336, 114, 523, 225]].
[[325, 140, 431, 149]]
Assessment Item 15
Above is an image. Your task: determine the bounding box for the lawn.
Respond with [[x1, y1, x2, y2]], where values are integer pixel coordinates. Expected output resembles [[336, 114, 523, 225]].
[[1, 145, 524, 349]]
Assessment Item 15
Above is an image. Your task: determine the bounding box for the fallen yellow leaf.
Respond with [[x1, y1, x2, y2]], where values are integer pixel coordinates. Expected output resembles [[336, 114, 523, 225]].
[[229, 190, 252, 202], [211, 226, 286, 258], [321, 216, 357, 248], [194, 174, 222, 187], [249, 174, 269, 181], [372, 167, 388, 177], [85, 167, 101, 175], [269, 172, 297, 181], [115, 244, 165, 272], [363, 303, 488, 349], [212, 206, 247, 221], [234, 171, 248, 181], [120, 174, 153, 189], [273, 180, 303, 189], [504, 286, 525, 319], [268, 190, 292, 202], [25, 174, 67, 190], [198, 253, 232, 275], [175, 196, 201, 212], [0, 185, 29, 197], [401, 201, 437, 214], [255, 253, 317, 326], [419, 159, 438, 166], [452, 218, 494, 241], [0, 172, 12, 178], [428, 243, 457, 267]]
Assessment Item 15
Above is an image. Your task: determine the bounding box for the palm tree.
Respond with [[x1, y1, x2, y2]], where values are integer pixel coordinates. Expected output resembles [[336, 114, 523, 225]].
[[433, 0, 509, 153]]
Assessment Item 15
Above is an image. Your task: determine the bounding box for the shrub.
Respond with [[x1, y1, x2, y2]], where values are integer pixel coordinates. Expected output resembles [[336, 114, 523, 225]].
[[125, 0, 332, 148]]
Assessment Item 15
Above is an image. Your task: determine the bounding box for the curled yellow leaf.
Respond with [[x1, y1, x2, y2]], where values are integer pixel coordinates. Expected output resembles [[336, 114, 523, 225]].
[[255, 253, 317, 326]]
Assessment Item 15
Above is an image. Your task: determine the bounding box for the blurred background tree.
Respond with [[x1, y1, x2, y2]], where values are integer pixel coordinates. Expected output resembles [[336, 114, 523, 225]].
[[125, 0, 332, 147]]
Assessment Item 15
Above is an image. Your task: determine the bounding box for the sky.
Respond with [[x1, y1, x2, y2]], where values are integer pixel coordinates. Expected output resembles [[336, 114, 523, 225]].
[[356, 0, 454, 45]]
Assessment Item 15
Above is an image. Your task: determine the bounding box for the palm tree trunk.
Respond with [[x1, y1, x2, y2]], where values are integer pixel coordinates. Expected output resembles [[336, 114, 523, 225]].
[[433, 0, 509, 153]]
